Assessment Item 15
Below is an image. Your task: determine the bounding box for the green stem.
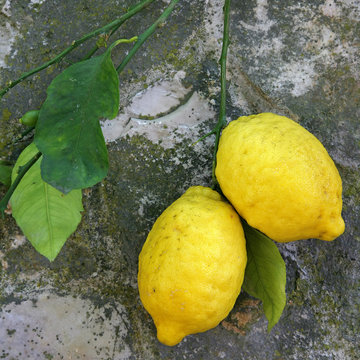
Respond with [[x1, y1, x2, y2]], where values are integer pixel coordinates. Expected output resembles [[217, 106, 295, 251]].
[[83, 0, 155, 60], [191, 129, 216, 146], [211, 0, 231, 189], [0, 0, 155, 99], [0, 151, 41, 217], [108, 37, 138, 52], [15, 126, 35, 143], [116, 0, 180, 74], [2, 126, 35, 149]]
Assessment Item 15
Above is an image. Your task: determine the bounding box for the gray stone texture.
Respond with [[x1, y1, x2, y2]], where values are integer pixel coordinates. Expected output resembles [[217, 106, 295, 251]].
[[0, 0, 359, 359]]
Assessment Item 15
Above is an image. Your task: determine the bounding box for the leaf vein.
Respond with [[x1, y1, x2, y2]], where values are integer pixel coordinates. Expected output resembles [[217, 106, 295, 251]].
[[44, 182, 54, 258]]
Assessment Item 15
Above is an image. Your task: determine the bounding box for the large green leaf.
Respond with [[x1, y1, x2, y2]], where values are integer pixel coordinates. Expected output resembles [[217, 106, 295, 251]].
[[242, 221, 286, 332], [34, 46, 120, 193], [0, 162, 12, 186], [10, 143, 83, 261]]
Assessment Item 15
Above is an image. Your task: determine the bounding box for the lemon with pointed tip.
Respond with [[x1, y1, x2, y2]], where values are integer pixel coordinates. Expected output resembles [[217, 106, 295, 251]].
[[215, 112, 345, 242], [138, 186, 247, 346]]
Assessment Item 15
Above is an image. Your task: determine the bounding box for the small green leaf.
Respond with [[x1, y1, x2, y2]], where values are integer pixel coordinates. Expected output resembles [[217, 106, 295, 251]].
[[0, 162, 12, 186], [34, 45, 120, 193], [10, 143, 83, 261], [242, 221, 286, 332]]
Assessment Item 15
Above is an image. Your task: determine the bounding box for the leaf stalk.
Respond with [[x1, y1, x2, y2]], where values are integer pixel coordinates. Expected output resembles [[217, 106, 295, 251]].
[[109, 37, 138, 52]]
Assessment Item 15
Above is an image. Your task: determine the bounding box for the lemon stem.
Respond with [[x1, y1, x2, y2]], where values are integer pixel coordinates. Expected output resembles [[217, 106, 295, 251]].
[[212, 0, 231, 189]]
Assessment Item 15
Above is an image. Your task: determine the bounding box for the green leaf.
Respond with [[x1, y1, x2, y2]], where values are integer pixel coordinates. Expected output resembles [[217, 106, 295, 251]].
[[242, 221, 286, 332], [34, 46, 119, 193], [0, 162, 12, 186], [10, 143, 83, 261]]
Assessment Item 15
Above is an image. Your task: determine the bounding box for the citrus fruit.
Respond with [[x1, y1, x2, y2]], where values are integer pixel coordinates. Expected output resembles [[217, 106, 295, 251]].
[[215, 112, 345, 242], [138, 186, 247, 346], [20, 110, 39, 127]]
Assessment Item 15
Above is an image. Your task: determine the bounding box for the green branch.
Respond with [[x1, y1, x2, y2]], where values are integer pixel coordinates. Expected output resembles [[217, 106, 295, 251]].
[[116, 0, 180, 73], [0, 0, 155, 99], [83, 4, 151, 60], [212, 0, 231, 189], [2, 126, 35, 149], [0, 151, 41, 217], [83, 0, 155, 60]]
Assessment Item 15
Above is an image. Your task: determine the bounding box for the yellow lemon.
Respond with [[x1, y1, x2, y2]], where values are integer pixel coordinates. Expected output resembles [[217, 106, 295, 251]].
[[215, 112, 345, 242], [138, 186, 247, 346]]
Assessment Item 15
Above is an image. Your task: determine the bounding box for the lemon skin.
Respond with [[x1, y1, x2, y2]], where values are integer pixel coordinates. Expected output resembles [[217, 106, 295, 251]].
[[215, 113, 345, 242], [138, 186, 247, 346]]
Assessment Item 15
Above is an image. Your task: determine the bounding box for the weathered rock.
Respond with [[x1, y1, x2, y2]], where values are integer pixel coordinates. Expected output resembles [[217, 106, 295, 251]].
[[0, 0, 359, 359]]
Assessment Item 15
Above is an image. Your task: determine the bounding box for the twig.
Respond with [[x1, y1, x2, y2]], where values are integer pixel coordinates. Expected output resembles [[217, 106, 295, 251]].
[[0, 151, 41, 217], [2, 126, 35, 149], [116, 0, 180, 73], [211, 0, 231, 189], [0, 0, 155, 99], [83, 0, 155, 60]]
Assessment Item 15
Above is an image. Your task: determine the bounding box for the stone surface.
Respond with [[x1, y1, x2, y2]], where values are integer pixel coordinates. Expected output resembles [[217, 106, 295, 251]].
[[0, 0, 359, 359]]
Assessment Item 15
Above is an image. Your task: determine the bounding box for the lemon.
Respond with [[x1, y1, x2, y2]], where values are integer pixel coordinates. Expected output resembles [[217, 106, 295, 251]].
[[19, 110, 39, 127], [138, 186, 247, 346], [215, 112, 345, 242]]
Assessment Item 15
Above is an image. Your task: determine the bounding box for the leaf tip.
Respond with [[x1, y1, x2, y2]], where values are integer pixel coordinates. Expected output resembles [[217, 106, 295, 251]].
[[45, 255, 56, 262], [267, 321, 276, 333]]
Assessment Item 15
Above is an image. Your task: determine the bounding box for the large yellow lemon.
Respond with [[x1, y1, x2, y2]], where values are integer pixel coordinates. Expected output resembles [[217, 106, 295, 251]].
[[215, 112, 345, 242], [138, 186, 247, 346]]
